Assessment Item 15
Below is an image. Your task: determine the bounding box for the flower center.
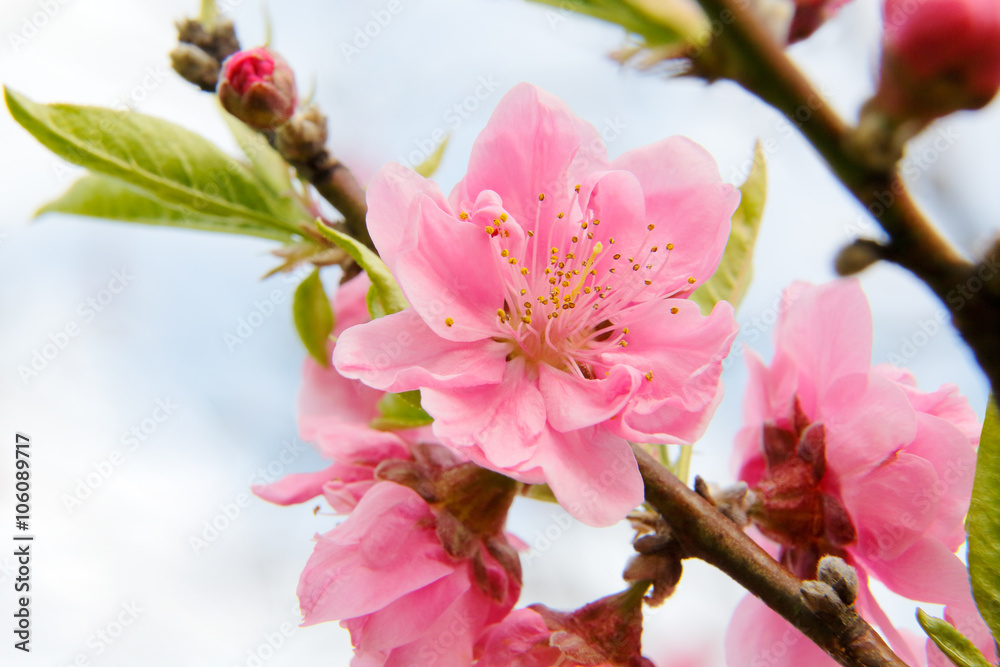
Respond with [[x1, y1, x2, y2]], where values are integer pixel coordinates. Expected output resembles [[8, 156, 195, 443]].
[[457, 186, 693, 381], [748, 403, 857, 579]]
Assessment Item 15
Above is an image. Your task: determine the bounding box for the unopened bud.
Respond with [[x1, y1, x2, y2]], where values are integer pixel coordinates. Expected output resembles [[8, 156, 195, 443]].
[[835, 240, 883, 276], [875, 0, 1000, 121], [218, 48, 297, 130], [275, 105, 328, 163], [170, 43, 222, 92], [817, 555, 859, 605]]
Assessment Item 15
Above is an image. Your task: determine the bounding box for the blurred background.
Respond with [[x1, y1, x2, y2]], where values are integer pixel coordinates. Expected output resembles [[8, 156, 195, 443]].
[[0, 0, 996, 664]]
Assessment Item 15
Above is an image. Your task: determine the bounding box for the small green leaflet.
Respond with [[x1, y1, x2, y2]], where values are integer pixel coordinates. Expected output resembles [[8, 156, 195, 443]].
[[314, 221, 408, 318], [967, 395, 1000, 643], [413, 135, 448, 178], [917, 609, 992, 667], [691, 141, 767, 315], [370, 391, 433, 431], [293, 269, 335, 367]]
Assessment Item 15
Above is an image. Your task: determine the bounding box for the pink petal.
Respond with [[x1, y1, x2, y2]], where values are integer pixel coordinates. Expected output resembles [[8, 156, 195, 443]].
[[858, 536, 973, 606], [612, 136, 739, 297], [333, 272, 374, 337], [538, 363, 640, 432], [450, 82, 608, 231], [602, 298, 738, 444], [822, 372, 917, 478], [843, 451, 938, 562], [298, 483, 455, 624], [299, 355, 383, 439], [771, 279, 873, 415], [526, 426, 643, 527], [725, 594, 836, 667], [393, 198, 507, 342], [902, 412, 977, 551], [852, 566, 923, 665], [252, 464, 339, 505], [333, 309, 508, 392], [365, 162, 452, 272], [478, 608, 558, 667], [421, 357, 545, 468]]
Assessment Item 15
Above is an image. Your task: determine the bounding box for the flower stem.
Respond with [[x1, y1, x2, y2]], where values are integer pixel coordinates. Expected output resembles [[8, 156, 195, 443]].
[[631, 444, 910, 667]]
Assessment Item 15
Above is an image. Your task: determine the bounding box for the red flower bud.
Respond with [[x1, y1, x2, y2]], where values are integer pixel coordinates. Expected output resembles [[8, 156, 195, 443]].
[[876, 0, 1000, 119], [217, 47, 297, 130]]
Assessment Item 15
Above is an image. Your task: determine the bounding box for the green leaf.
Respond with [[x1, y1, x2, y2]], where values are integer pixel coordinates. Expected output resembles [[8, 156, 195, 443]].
[[218, 102, 296, 197], [370, 391, 433, 431], [200, 0, 218, 28], [917, 609, 992, 667], [5, 88, 306, 235], [413, 135, 449, 178], [36, 173, 297, 242], [315, 221, 408, 318], [365, 284, 387, 319], [293, 269, 335, 366], [691, 141, 767, 315], [526, 0, 706, 47], [968, 395, 1000, 641]]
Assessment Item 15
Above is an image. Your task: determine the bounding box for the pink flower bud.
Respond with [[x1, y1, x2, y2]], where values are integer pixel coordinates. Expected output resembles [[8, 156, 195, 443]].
[[877, 0, 1000, 119], [217, 47, 297, 130]]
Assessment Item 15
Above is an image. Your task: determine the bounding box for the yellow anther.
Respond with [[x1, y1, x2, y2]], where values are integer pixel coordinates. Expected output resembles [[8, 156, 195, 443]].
[[509, 258, 518, 265], [645, 371, 654, 381], [670, 307, 679, 314], [583, 286, 592, 294], [609, 237, 615, 244], [549, 277, 557, 285], [527, 230, 534, 237], [538, 193, 545, 201], [622, 327, 629, 334], [485, 226, 495, 235], [648, 223, 655, 230], [551, 247, 559, 254], [520, 268, 529, 275], [593, 219, 601, 225], [501, 249, 509, 258], [562, 280, 570, 288], [445, 317, 454, 327], [520, 288, 527, 294], [581, 221, 588, 229], [633, 264, 640, 271], [651, 246, 659, 252], [587, 233, 593, 239], [557, 212, 565, 219], [666, 243, 674, 250], [500, 213, 508, 222], [521, 315, 532, 324], [504, 230, 510, 237], [688, 277, 696, 284], [644, 280, 652, 285], [574, 184, 581, 192], [619, 341, 628, 347], [496, 309, 506, 318], [571, 236, 579, 243], [459, 212, 469, 220], [613, 253, 621, 260]]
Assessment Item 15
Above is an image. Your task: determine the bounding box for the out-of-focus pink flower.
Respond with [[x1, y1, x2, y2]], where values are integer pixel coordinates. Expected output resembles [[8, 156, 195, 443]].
[[218, 47, 297, 130], [876, 0, 1000, 119], [477, 589, 654, 667], [726, 279, 993, 667], [787, 0, 852, 42], [253, 273, 433, 513], [333, 82, 740, 527], [300, 481, 521, 666]]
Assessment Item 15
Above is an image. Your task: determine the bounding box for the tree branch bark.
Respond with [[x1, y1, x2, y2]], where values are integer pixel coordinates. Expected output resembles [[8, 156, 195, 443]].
[[632, 444, 910, 667]]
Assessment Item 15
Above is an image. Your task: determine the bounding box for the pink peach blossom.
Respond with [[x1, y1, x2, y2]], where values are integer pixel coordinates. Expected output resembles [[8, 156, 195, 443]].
[[300, 481, 520, 666], [334, 83, 740, 527], [726, 279, 992, 666], [217, 47, 297, 130]]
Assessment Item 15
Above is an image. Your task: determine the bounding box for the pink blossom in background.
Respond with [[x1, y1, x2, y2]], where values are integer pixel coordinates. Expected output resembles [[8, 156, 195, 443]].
[[877, 0, 1000, 118], [253, 273, 433, 513], [334, 82, 740, 527], [300, 481, 521, 666], [725, 279, 992, 667]]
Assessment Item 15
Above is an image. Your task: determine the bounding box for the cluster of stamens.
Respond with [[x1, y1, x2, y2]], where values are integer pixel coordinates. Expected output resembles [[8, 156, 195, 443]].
[[444, 185, 698, 381]]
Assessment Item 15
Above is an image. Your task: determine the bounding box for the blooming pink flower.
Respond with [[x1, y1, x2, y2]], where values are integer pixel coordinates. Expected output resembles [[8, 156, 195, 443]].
[[254, 273, 431, 513], [725, 279, 993, 666], [876, 0, 1000, 119], [333, 83, 740, 527], [300, 481, 521, 666], [218, 47, 297, 130]]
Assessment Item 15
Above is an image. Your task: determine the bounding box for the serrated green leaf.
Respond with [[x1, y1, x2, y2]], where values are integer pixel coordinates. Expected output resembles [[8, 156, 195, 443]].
[[917, 609, 992, 667], [968, 396, 1000, 642], [370, 391, 433, 431], [36, 173, 296, 242], [691, 141, 767, 315], [5, 88, 306, 235], [315, 221, 408, 318], [293, 269, 335, 366], [218, 102, 296, 197], [413, 135, 449, 178], [527, 0, 706, 47]]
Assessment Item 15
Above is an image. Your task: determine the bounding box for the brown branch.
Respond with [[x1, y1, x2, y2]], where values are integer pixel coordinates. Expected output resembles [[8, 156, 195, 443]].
[[681, 0, 1000, 393], [171, 19, 373, 250], [632, 445, 910, 667]]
